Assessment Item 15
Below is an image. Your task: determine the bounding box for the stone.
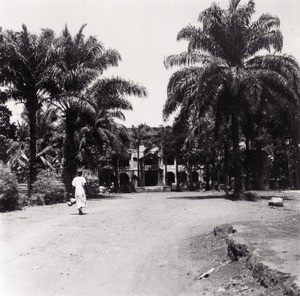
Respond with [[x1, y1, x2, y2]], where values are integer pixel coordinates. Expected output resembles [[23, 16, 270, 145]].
[[268, 197, 283, 207], [214, 225, 236, 236], [227, 239, 250, 261]]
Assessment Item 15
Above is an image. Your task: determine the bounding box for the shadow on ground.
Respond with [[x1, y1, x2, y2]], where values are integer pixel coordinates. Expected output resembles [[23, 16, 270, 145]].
[[89, 195, 131, 200], [167, 194, 226, 200]]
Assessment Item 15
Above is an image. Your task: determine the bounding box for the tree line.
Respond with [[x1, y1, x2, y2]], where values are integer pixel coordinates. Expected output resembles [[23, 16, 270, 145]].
[[162, 0, 300, 197], [0, 24, 147, 194]]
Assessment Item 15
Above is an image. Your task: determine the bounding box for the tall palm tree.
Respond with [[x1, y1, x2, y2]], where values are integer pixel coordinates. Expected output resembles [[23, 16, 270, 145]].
[[48, 25, 146, 188], [46, 25, 147, 189], [0, 25, 55, 193], [163, 0, 300, 197]]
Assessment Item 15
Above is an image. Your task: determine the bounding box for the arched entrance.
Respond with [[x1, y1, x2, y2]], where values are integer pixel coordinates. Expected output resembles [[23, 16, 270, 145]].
[[120, 173, 129, 186], [191, 171, 199, 182], [143, 153, 159, 186], [145, 171, 158, 186], [167, 172, 175, 185], [120, 173, 130, 192]]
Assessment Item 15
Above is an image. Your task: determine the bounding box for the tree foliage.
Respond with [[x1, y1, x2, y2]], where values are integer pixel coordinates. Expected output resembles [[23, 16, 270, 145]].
[[0, 25, 56, 193], [164, 0, 300, 195]]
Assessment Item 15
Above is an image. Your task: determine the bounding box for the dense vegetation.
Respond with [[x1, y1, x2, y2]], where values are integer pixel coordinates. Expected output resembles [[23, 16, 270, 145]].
[[0, 24, 147, 200], [163, 0, 300, 197], [0, 163, 20, 211]]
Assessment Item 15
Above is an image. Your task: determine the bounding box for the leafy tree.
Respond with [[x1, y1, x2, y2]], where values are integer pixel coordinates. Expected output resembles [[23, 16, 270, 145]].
[[0, 25, 55, 193], [164, 0, 300, 197]]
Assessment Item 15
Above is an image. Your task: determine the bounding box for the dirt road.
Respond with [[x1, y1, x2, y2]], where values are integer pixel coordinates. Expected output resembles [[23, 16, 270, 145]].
[[1, 191, 299, 296]]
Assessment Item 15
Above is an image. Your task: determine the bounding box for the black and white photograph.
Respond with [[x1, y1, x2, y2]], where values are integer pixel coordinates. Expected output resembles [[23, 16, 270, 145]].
[[0, 0, 299, 295]]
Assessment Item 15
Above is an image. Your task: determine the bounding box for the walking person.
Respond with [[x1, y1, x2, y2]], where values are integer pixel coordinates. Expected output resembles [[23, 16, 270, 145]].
[[72, 170, 87, 215]]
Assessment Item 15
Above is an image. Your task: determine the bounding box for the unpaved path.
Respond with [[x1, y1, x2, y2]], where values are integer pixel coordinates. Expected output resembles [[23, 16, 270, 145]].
[[0, 191, 299, 296]]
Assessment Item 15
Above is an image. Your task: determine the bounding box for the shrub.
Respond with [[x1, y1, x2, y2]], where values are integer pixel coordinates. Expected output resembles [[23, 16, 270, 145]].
[[30, 193, 45, 206], [18, 194, 31, 208], [243, 191, 260, 202], [85, 174, 99, 198], [0, 163, 20, 212], [31, 174, 67, 205]]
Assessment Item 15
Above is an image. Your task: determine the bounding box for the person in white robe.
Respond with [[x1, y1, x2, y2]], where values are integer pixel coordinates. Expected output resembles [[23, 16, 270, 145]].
[[72, 171, 87, 215]]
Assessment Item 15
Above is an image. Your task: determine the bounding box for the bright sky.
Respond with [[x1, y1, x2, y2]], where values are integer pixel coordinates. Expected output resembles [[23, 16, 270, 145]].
[[2, 0, 300, 127]]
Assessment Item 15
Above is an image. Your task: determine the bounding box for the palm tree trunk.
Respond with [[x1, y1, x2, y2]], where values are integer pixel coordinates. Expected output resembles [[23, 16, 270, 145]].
[[216, 156, 220, 191], [187, 162, 193, 190], [164, 154, 168, 185], [294, 116, 300, 189], [175, 158, 180, 191], [245, 137, 250, 191], [137, 145, 140, 186], [224, 143, 230, 194], [63, 111, 77, 193], [27, 100, 38, 196], [113, 158, 119, 192], [231, 111, 243, 196], [205, 164, 211, 191]]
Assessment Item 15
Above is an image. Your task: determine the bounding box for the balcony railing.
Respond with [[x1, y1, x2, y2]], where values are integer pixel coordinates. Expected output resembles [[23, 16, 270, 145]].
[[144, 164, 159, 170]]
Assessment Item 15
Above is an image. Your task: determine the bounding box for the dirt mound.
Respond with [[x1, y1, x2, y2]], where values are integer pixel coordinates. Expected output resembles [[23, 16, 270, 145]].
[[187, 224, 299, 295]]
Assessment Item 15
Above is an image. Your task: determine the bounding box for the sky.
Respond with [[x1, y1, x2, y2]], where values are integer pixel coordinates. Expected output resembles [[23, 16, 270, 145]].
[[1, 0, 300, 127]]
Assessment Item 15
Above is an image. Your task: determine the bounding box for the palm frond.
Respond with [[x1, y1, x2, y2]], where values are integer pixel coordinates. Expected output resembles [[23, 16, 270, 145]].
[[164, 51, 226, 68], [93, 48, 121, 72], [74, 24, 87, 45], [177, 25, 224, 57]]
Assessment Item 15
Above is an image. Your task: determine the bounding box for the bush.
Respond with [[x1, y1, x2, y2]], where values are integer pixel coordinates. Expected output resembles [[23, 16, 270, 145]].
[[85, 174, 99, 198], [243, 191, 260, 202], [30, 193, 46, 206], [31, 174, 67, 205], [0, 163, 20, 212]]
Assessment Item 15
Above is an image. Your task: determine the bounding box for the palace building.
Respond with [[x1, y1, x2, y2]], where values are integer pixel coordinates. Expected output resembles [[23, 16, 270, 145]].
[[100, 145, 204, 192]]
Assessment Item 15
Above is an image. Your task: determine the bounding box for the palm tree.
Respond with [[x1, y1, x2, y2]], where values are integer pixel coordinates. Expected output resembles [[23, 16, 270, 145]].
[[0, 25, 55, 193], [48, 25, 146, 190], [78, 77, 146, 173], [46, 25, 147, 190], [163, 0, 300, 197]]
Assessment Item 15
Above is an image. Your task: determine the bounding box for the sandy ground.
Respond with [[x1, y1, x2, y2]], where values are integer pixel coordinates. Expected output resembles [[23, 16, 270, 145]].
[[0, 191, 299, 296]]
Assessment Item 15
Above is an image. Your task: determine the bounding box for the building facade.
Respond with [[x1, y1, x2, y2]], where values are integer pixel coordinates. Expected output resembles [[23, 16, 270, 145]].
[[116, 145, 204, 191]]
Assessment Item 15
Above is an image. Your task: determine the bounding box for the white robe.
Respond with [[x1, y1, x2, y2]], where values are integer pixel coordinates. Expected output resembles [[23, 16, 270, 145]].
[[72, 176, 87, 209]]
